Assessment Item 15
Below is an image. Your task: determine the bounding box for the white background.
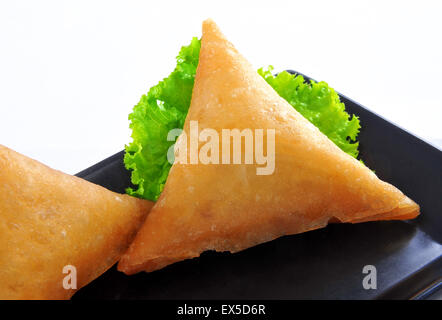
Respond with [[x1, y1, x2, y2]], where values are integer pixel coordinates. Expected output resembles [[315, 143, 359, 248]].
[[1, 0, 441, 174]]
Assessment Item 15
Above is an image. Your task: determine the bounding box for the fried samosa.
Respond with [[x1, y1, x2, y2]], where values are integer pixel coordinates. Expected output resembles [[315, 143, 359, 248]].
[[118, 19, 419, 274], [0, 145, 153, 299]]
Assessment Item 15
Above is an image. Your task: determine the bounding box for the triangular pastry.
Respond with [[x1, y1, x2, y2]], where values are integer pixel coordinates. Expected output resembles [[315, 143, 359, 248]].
[[0, 145, 153, 299], [118, 19, 419, 274]]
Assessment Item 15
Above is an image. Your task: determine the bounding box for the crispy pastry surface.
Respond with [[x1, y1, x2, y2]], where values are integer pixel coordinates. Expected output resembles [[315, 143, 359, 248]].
[[0, 145, 153, 299], [118, 19, 419, 274]]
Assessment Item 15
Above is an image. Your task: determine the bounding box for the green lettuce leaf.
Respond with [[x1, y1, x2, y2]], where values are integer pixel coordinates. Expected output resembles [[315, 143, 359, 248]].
[[125, 38, 361, 201], [124, 37, 200, 200], [258, 66, 360, 158]]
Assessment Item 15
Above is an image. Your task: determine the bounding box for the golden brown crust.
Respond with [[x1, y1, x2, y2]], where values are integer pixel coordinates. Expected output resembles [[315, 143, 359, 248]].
[[0, 144, 153, 299], [118, 19, 419, 275]]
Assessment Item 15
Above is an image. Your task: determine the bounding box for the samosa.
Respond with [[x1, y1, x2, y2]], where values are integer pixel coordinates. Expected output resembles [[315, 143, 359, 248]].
[[0, 145, 153, 299], [118, 19, 419, 274]]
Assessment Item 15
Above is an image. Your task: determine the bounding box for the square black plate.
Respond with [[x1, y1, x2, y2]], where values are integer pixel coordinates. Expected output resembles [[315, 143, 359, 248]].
[[73, 71, 442, 300]]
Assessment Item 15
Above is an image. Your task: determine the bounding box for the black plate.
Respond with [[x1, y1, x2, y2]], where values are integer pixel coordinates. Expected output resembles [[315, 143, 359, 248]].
[[73, 71, 442, 300]]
